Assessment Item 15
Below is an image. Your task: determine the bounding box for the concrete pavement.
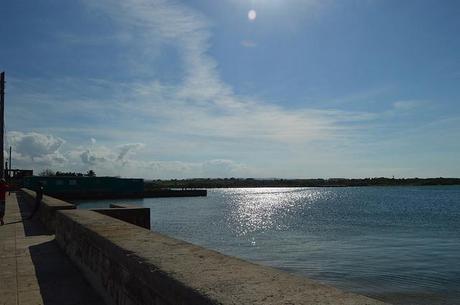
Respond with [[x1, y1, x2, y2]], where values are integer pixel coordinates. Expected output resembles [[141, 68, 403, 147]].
[[0, 192, 104, 305]]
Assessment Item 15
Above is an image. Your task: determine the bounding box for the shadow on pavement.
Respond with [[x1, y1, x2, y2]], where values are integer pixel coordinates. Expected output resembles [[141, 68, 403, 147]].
[[28, 240, 104, 305], [16, 192, 50, 237], [14, 192, 105, 305]]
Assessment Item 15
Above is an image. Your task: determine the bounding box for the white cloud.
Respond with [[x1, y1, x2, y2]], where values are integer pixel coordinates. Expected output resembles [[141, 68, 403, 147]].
[[116, 143, 145, 162], [8, 131, 65, 158], [6, 130, 251, 178], [7, 132, 67, 166], [79, 149, 110, 166]]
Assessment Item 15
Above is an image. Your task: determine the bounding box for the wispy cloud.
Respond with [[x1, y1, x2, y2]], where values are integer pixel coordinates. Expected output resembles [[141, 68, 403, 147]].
[[392, 100, 425, 111], [4, 0, 381, 178], [9, 0, 449, 178], [80, 0, 375, 143]]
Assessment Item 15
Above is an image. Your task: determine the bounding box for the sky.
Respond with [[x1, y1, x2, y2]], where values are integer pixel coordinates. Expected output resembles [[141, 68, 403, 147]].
[[1, 0, 459, 179]]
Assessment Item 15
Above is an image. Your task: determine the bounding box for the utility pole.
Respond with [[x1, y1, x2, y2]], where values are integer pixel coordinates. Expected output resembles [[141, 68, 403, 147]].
[[9, 146, 12, 179], [0, 72, 5, 179]]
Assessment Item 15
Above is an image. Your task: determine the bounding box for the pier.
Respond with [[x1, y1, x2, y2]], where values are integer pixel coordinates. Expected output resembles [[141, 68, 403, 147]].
[[0, 189, 390, 305]]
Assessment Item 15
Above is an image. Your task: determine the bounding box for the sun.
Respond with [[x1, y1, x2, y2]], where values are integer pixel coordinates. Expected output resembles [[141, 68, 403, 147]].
[[248, 9, 257, 21]]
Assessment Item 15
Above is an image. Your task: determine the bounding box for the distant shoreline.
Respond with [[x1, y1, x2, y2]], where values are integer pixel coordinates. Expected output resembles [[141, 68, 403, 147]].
[[145, 177, 460, 189]]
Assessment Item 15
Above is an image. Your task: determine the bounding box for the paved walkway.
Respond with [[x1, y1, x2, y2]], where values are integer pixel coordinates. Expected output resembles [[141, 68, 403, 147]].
[[0, 192, 104, 305]]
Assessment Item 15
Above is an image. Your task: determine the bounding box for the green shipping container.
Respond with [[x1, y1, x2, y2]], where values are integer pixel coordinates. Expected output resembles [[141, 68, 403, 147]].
[[23, 176, 144, 199]]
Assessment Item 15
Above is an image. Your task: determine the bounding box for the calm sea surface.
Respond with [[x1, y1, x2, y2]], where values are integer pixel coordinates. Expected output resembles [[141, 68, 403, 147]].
[[76, 186, 460, 305]]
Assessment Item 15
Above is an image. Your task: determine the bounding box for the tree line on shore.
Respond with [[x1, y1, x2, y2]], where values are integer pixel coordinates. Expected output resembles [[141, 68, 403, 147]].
[[38, 169, 96, 177], [35, 169, 460, 188], [145, 177, 460, 189]]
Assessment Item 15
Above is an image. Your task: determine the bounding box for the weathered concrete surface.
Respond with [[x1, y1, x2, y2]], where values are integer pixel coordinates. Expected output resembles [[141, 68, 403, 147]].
[[20, 188, 76, 232], [56, 209, 390, 305], [0, 193, 105, 305], [92, 204, 150, 229]]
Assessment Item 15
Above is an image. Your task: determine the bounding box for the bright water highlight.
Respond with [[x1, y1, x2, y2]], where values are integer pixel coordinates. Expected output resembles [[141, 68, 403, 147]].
[[77, 186, 460, 305]]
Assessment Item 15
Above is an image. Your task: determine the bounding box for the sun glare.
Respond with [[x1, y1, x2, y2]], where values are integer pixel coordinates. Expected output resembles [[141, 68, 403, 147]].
[[248, 9, 257, 21]]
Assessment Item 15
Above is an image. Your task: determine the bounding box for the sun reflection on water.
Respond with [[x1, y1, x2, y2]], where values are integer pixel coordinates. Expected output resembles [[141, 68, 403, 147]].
[[225, 188, 328, 236]]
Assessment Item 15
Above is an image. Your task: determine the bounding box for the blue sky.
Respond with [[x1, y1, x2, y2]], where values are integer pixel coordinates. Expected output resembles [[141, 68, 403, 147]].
[[1, 0, 459, 178]]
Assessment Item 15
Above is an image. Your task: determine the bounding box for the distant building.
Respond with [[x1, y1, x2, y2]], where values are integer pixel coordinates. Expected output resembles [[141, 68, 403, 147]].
[[7, 169, 33, 179], [23, 176, 144, 199]]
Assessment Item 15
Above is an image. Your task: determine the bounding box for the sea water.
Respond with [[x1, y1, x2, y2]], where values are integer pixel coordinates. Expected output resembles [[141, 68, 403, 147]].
[[76, 186, 460, 305]]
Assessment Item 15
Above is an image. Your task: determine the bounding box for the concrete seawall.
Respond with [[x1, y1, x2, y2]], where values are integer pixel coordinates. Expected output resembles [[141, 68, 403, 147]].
[[19, 188, 150, 231], [55, 209, 388, 305], [20, 188, 76, 232], [92, 203, 151, 229]]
